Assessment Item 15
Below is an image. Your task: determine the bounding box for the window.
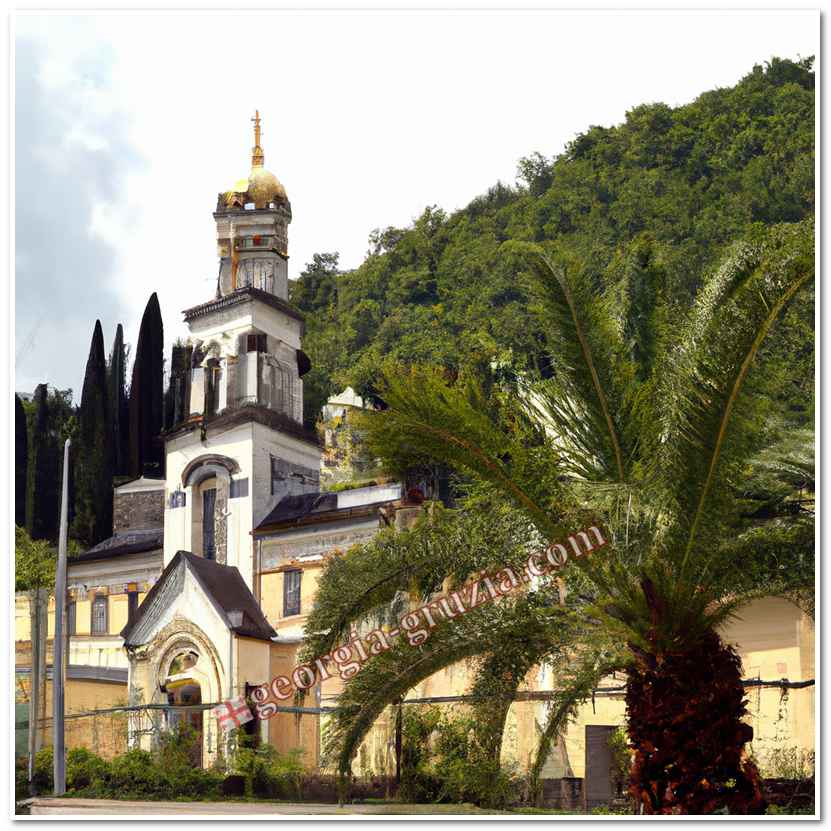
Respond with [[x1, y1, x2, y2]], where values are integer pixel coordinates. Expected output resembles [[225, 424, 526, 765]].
[[67, 600, 76, 636], [128, 591, 139, 623], [203, 488, 216, 560], [91, 595, 108, 635], [205, 361, 222, 416], [246, 333, 267, 353], [283, 570, 301, 617]]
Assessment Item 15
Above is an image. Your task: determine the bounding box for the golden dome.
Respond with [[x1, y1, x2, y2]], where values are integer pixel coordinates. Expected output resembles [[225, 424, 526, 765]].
[[223, 111, 288, 209], [247, 166, 287, 208]]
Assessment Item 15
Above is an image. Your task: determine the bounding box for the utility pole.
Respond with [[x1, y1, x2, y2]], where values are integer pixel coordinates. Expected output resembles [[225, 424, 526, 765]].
[[52, 439, 70, 795]]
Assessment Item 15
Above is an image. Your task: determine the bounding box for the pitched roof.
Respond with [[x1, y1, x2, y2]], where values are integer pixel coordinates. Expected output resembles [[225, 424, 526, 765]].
[[71, 529, 163, 563], [254, 483, 404, 533], [257, 492, 338, 528], [121, 550, 276, 644]]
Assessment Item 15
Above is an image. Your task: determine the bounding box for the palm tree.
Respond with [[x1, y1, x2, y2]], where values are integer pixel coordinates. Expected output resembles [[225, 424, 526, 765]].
[[300, 220, 813, 813]]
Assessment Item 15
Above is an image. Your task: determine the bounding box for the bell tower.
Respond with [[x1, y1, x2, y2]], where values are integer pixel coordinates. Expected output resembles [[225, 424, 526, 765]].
[[162, 113, 321, 592], [214, 110, 291, 299]]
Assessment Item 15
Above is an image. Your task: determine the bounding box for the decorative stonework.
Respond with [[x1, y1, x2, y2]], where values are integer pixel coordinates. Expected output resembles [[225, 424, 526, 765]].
[[215, 479, 229, 565]]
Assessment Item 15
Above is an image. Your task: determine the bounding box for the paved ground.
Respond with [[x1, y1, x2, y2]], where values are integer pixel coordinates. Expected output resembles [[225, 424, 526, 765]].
[[23, 797, 513, 815]]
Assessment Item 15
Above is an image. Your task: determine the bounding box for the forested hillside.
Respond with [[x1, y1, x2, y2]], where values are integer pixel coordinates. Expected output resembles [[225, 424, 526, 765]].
[[292, 57, 814, 428]]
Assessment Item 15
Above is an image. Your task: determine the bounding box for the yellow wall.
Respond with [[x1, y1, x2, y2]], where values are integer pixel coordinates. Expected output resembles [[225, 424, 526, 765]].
[[260, 572, 281, 623], [17, 675, 128, 759], [263, 642, 321, 770], [15, 591, 147, 641], [15, 595, 30, 641], [110, 595, 129, 634], [236, 636, 271, 696], [75, 600, 91, 635]]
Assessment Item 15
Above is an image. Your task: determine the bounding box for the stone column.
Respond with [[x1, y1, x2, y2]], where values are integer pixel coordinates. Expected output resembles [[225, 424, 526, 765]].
[[215, 479, 229, 565]]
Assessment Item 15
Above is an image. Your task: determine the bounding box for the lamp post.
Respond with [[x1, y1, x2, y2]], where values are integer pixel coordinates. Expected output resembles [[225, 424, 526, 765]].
[[52, 439, 70, 795]]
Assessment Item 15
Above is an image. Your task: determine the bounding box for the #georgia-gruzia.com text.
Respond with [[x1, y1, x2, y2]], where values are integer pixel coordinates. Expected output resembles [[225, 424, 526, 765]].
[[251, 524, 607, 719]]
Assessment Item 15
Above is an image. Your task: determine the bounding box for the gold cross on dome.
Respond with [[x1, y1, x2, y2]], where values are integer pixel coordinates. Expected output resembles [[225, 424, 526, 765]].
[[252, 110, 261, 147]]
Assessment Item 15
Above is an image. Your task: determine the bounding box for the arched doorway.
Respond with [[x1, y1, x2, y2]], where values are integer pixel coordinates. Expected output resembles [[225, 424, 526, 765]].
[[164, 650, 204, 766]]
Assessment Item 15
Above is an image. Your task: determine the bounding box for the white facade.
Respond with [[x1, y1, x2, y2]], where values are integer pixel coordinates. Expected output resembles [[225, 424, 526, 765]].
[[163, 139, 320, 598], [164, 422, 320, 590]]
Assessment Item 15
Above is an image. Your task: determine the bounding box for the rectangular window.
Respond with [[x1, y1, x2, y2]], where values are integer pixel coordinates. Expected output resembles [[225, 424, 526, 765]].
[[283, 570, 301, 617], [67, 600, 76, 636], [128, 591, 139, 623], [246, 333, 267, 353], [91, 595, 108, 635]]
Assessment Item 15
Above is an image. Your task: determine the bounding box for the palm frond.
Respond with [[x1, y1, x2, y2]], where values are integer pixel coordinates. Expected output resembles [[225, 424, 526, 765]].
[[357, 364, 577, 540], [502, 240, 629, 483], [708, 518, 814, 609], [298, 493, 540, 666], [647, 220, 814, 574]]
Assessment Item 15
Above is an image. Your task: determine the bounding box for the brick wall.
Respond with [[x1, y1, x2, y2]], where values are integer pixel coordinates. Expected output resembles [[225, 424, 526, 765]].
[[113, 489, 165, 533]]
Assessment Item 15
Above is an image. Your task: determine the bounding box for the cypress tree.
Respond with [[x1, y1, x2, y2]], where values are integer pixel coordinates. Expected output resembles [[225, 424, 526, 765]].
[[25, 384, 54, 540], [129, 293, 164, 478], [25, 385, 76, 541], [15, 394, 28, 527], [73, 320, 114, 547], [108, 323, 129, 476]]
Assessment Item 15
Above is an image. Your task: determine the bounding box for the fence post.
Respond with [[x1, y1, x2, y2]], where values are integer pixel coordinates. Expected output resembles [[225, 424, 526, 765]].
[[394, 699, 403, 790]]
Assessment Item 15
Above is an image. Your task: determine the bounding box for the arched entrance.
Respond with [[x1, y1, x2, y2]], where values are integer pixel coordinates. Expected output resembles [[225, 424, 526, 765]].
[[161, 649, 207, 766]]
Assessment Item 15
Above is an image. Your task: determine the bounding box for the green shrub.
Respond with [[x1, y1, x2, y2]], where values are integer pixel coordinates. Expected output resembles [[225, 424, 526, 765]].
[[766, 804, 816, 815], [108, 748, 165, 798], [431, 713, 517, 809], [31, 746, 53, 794], [229, 728, 304, 800], [763, 747, 815, 781], [66, 747, 111, 792], [398, 706, 520, 809], [608, 726, 633, 797]]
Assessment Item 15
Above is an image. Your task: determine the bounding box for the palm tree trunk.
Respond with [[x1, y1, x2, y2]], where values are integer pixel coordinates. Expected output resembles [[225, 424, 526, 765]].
[[626, 629, 766, 814]]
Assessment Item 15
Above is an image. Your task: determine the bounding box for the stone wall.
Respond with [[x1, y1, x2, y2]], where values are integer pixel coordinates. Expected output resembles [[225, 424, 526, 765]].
[[113, 489, 165, 533]]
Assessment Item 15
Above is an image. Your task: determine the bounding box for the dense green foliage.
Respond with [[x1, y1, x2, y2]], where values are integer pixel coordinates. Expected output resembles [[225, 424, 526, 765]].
[[27, 731, 222, 801], [292, 58, 814, 418], [73, 320, 114, 547], [129, 292, 165, 478], [23, 730, 305, 803], [15, 394, 27, 527]]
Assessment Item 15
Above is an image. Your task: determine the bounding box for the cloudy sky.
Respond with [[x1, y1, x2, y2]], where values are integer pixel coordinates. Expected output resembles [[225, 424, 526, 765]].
[[14, 11, 817, 399]]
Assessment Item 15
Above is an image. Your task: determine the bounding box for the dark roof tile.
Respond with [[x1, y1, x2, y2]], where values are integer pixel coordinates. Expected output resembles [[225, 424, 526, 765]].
[[121, 550, 276, 644]]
